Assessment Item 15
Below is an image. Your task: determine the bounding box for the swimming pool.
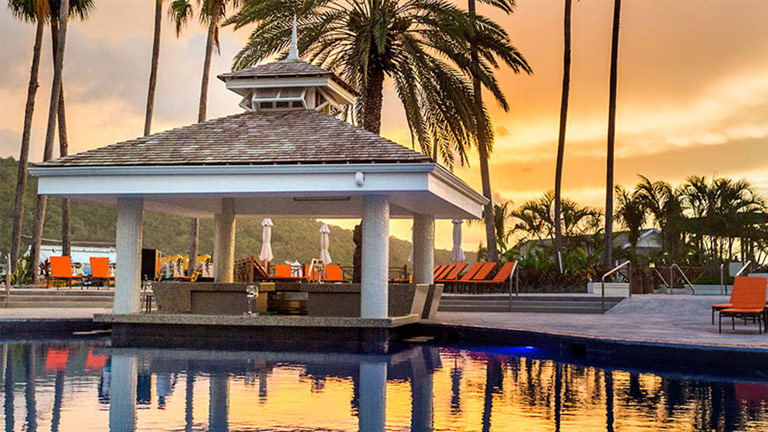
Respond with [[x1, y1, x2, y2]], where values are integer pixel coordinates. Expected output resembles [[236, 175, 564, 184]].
[[1, 339, 766, 431]]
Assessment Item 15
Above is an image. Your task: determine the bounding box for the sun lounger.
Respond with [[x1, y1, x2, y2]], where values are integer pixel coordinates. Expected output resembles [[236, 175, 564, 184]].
[[324, 265, 349, 283], [718, 276, 767, 334], [305, 265, 321, 282], [89, 257, 114, 288], [234, 257, 271, 282], [437, 263, 468, 282], [433, 265, 448, 280], [460, 262, 498, 293], [456, 262, 484, 283], [273, 264, 306, 281], [712, 276, 764, 324], [48, 256, 83, 289], [435, 264, 455, 281], [476, 261, 517, 286]]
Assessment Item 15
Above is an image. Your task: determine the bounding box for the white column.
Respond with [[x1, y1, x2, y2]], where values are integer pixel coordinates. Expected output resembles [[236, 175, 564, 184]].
[[114, 198, 143, 314], [109, 355, 137, 432], [362, 195, 389, 318], [359, 362, 387, 432], [214, 198, 236, 283], [209, 375, 229, 432], [412, 214, 435, 285]]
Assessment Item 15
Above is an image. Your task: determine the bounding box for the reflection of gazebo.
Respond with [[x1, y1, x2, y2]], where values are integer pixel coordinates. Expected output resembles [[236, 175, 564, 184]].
[[30, 49, 486, 322]]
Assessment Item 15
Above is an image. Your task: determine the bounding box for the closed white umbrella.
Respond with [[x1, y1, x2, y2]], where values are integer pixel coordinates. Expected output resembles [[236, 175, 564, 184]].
[[259, 218, 274, 264], [451, 219, 466, 262], [407, 226, 414, 263], [320, 224, 332, 265]]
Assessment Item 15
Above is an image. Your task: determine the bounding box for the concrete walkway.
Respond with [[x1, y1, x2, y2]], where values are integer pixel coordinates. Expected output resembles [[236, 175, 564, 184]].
[[432, 295, 768, 350], [0, 308, 109, 320]]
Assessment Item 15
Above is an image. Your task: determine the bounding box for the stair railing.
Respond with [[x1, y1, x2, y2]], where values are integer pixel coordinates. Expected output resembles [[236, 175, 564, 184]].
[[652, 267, 671, 294], [671, 263, 696, 295], [734, 260, 752, 277], [601, 261, 631, 314], [508, 261, 520, 310]]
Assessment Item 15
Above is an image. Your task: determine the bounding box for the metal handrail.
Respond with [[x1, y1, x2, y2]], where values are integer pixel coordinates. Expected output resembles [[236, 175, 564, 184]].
[[508, 261, 520, 309], [720, 263, 726, 295], [671, 263, 696, 294], [601, 261, 631, 314], [652, 267, 671, 294], [734, 260, 752, 277]]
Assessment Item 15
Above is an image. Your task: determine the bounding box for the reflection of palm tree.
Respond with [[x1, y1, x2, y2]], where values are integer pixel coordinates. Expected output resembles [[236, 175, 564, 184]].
[[450, 357, 462, 414], [51, 371, 65, 432], [604, 370, 614, 432], [24, 346, 37, 432], [4, 345, 15, 432], [185, 374, 195, 432], [554, 363, 562, 432]]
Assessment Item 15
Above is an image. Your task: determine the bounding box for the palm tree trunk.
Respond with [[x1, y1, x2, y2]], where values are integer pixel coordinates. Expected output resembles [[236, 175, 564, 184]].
[[51, 18, 72, 257], [10, 17, 45, 270], [362, 63, 385, 134], [603, 0, 621, 268], [31, 3, 68, 284], [468, 0, 498, 263], [144, 0, 163, 137], [554, 0, 572, 274], [189, 0, 222, 275]]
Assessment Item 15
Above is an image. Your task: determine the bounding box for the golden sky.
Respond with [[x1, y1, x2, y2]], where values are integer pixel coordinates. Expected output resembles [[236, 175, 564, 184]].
[[1, 0, 767, 250]]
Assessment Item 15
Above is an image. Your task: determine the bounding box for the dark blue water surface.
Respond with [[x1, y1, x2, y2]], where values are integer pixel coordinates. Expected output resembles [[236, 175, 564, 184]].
[[1, 339, 767, 431]]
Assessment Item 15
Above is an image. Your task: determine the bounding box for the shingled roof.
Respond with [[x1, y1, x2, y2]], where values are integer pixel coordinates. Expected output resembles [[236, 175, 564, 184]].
[[36, 110, 432, 167], [218, 59, 358, 95]]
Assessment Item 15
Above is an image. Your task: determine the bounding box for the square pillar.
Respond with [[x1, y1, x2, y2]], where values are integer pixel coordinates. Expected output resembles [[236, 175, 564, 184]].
[[362, 195, 390, 318], [114, 197, 143, 314], [412, 214, 435, 285], [214, 198, 236, 283], [359, 362, 387, 432], [109, 355, 138, 432]]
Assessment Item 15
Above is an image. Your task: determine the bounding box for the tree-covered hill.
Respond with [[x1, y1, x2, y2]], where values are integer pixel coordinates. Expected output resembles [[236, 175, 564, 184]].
[[0, 157, 472, 267]]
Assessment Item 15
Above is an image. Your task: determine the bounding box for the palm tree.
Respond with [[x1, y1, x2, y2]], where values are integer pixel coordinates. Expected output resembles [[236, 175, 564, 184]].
[[553, 0, 573, 273], [228, 0, 529, 168], [8, 0, 49, 270], [603, 0, 622, 267], [172, 0, 241, 275], [30, 0, 68, 284], [29, 0, 93, 283], [634, 175, 682, 263], [613, 185, 646, 256], [144, 0, 164, 137]]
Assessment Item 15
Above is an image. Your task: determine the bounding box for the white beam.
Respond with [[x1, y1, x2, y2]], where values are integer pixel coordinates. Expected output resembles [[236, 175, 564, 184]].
[[412, 214, 435, 285], [361, 195, 389, 319], [114, 197, 143, 314]]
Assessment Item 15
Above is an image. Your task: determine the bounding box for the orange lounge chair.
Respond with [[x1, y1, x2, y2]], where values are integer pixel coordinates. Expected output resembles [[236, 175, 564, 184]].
[[305, 265, 321, 282], [48, 256, 83, 289], [433, 265, 448, 280], [712, 276, 764, 324], [89, 257, 114, 288], [437, 263, 468, 282], [454, 263, 484, 283], [470, 262, 497, 281], [477, 261, 518, 286], [324, 265, 349, 283], [718, 276, 767, 334], [273, 264, 305, 281], [435, 264, 455, 281]]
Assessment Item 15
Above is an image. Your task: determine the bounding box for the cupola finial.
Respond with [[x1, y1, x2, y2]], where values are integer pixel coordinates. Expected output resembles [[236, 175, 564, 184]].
[[287, 15, 299, 60]]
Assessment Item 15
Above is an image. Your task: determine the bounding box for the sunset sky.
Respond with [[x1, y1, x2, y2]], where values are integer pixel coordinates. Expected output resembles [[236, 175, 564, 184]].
[[1, 0, 767, 250]]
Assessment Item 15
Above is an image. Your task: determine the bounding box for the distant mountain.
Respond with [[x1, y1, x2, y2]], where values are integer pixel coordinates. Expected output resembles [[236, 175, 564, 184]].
[[0, 157, 473, 267]]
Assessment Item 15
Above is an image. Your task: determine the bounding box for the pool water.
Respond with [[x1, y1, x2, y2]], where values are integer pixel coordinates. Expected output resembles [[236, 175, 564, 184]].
[[1, 340, 767, 431]]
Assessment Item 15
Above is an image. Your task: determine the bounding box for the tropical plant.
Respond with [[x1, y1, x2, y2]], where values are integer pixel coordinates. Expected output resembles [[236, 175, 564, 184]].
[[613, 185, 646, 259], [553, 0, 573, 273], [8, 0, 49, 270], [603, 0, 622, 267], [171, 0, 241, 275]]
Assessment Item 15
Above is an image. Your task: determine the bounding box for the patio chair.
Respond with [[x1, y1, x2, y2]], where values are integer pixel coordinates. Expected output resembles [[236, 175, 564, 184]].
[[89, 257, 114, 289], [273, 264, 305, 281], [324, 265, 349, 283], [305, 264, 321, 282], [718, 276, 767, 334], [476, 261, 518, 288], [712, 276, 765, 324], [437, 263, 468, 283], [48, 256, 83, 289], [433, 265, 447, 280], [463, 262, 497, 293]]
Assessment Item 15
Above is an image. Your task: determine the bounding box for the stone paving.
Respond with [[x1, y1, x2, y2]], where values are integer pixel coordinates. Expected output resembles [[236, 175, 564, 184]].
[[432, 295, 768, 350], [0, 308, 109, 320]]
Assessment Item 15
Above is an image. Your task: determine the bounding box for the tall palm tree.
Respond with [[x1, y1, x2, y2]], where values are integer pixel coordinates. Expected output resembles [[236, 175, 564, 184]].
[[29, 0, 93, 282], [603, 0, 622, 267], [172, 0, 241, 275], [465, 0, 530, 263], [8, 0, 49, 270], [634, 175, 682, 263], [144, 0, 164, 137], [228, 0, 528, 168], [30, 0, 68, 284], [553, 0, 573, 273]]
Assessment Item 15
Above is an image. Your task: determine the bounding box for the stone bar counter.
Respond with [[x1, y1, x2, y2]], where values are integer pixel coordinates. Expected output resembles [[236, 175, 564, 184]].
[[152, 282, 442, 319]]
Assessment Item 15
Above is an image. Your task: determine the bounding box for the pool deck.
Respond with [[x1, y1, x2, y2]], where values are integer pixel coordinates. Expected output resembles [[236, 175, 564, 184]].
[[429, 294, 768, 351], [2, 295, 768, 354]]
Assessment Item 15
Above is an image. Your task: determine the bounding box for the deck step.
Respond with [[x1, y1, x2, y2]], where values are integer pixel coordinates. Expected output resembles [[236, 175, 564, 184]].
[[438, 295, 623, 314], [2, 301, 113, 309]]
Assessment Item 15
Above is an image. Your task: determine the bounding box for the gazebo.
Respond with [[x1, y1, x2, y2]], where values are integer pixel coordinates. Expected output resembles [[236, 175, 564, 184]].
[[30, 44, 486, 349]]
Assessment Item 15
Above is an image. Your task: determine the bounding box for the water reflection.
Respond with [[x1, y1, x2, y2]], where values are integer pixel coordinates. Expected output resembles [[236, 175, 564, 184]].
[[1, 341, 768, 431]]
